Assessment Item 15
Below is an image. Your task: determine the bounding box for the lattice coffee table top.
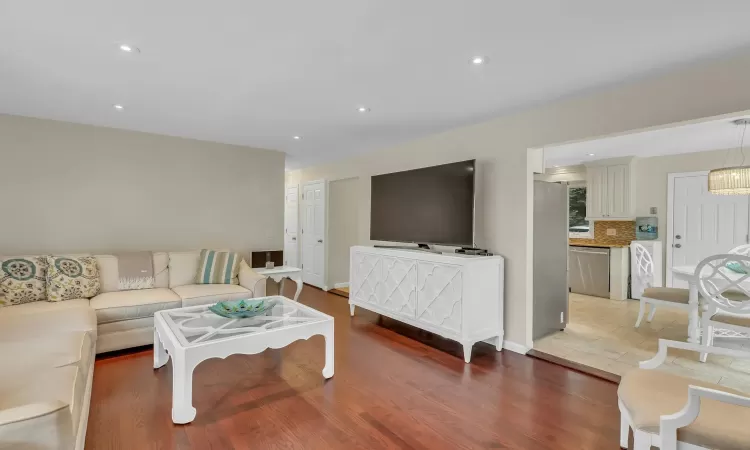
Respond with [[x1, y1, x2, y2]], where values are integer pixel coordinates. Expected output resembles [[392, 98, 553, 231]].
[[155, 295, 331, 348]]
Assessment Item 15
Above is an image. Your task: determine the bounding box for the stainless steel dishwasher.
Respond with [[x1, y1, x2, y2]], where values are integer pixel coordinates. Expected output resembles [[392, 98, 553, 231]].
[[569, 246, 610, 298]]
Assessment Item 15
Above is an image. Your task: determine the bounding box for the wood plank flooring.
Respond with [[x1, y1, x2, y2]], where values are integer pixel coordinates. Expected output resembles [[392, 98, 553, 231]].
[[86, 285, 622, 449]]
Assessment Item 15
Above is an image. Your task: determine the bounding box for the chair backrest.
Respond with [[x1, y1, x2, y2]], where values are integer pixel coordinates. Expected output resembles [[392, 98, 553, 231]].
[[729, 244, 750, 257], [632, 243, 654, 290], [695, 254, 750, 315]]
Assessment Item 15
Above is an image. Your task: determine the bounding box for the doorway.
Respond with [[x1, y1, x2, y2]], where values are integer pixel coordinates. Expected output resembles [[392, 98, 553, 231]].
[[666, 170, 750, 287], [284, 185, 299, 267], [301, 180, 327, 289]]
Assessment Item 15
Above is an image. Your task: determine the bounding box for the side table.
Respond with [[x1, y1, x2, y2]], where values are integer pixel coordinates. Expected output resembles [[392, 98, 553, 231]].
[[254, 265, 304, 301]]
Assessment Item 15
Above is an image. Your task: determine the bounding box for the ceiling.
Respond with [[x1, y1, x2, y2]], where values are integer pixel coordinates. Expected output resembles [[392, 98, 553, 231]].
[[544, 114, 750, 167], [3, 2, 750, 170]]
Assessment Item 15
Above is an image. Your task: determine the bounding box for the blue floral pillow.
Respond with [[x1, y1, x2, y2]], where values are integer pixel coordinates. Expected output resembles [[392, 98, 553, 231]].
[[0, 257, 48, 305]]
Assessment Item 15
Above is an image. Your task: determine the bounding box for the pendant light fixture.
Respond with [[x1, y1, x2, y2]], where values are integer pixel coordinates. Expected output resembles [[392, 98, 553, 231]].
[[708, 118, 750, 195]]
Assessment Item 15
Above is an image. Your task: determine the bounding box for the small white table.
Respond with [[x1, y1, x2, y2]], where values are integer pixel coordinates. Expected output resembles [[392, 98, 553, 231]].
[[255, 266, 303, 301], [153, 295, 334, 424], [672, 265, 750, 343]]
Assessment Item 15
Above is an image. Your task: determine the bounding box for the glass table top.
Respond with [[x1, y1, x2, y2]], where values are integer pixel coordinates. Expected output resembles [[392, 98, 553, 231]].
[[156, 295, 330, 347]]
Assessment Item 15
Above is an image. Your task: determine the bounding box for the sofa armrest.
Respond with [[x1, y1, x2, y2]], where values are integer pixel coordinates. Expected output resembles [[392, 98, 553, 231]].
[[0, 401, 75, 450], [239, 261, 266, 297]]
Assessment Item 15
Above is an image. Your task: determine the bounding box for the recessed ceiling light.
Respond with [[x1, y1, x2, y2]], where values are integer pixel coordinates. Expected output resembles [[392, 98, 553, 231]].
[[471, 56, 487, 65], [119, 44, 140, 53], [588, 153, 595, 156], [293, 136, 301, 140], [357, 106, 370, 113], [113, 104, 124, 110]]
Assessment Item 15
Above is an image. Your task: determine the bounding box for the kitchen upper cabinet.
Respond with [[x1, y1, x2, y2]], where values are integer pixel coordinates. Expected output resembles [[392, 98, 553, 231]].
[[585, 158, 635, 220]]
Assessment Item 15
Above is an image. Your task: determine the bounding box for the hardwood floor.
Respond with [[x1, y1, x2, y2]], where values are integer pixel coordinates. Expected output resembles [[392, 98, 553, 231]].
[[86, 285, 622, 449]]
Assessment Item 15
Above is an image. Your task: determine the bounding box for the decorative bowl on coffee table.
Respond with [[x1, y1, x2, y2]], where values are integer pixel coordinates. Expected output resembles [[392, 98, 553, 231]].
[[208, 298, 277, 318]]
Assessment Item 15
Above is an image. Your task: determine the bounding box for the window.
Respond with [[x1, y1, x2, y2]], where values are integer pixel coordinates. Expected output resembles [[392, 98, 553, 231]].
[[569, 183, 592, 238]]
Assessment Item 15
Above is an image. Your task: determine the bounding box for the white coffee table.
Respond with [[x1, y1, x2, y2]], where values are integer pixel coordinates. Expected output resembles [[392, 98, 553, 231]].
[[254, 266, 304, 301], [153, 295, 334, 424]]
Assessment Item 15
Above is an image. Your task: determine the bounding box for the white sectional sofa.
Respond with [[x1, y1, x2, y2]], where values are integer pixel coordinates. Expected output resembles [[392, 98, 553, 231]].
[[0, 250, 266, 450]]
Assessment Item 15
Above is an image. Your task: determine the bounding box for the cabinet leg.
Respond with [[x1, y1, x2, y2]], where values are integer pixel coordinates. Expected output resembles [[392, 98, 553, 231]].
[[349, 304, 355, 317], [462, 342, 473, 363], [493, 335, 503, 352]]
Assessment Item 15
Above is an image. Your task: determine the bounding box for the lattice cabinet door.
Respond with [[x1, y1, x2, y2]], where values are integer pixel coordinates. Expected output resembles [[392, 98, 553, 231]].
[[380, 257, 417, 318], [350, 252, 382, 305], [416, 262, 463, 334]]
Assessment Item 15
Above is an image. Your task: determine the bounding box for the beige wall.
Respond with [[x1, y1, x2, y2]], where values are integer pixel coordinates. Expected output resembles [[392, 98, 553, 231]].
[[287, 50, 750, 348], [0, 115, 285, 255], [327, 177, 360, 288]]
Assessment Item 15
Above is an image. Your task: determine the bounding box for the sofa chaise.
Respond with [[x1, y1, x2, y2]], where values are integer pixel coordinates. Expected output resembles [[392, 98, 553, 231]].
[[0, 250, 266, 450]]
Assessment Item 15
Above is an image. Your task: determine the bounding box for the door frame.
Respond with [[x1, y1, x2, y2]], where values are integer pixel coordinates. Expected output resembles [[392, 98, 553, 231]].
[[301, 179, 329, 290], [284, 184, 299, 267], [666, 170, 709, 287]]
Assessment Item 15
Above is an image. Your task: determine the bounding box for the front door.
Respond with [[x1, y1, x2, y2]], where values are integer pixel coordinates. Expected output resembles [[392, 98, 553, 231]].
[[670, 172, 749, 287], [301, 181, 326, 289], [284, 185, 299, 267]]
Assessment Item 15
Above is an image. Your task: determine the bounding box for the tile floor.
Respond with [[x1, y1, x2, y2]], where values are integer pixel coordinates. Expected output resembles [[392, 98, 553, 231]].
[[534, 293, 750, 392]]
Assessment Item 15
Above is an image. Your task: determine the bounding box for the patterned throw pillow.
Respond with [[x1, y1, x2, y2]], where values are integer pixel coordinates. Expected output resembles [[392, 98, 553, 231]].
[[195, 250, 240, 285], [0, 257, 48, 305], [46, 256, 101, 302]]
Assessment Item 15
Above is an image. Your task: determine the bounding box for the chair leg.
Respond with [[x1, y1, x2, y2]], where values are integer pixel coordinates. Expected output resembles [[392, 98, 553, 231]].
[[700, 322, 714, 363], [619, 409, 629, 449], [633, 430, 651, 450], [635, 300, 647, 328], [647, 305, 657, 322]]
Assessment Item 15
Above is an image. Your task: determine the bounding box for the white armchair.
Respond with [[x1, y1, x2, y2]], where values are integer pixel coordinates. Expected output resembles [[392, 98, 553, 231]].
[[618, 339, 750, 449]]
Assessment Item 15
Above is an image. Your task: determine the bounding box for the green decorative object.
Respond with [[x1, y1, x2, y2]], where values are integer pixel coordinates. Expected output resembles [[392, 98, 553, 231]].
[[726, 261, 748, 274], [208, 298, 277, 318]]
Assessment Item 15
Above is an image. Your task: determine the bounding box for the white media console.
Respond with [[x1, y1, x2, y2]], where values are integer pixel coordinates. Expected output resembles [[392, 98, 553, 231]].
[[348, 245, 504, 363]]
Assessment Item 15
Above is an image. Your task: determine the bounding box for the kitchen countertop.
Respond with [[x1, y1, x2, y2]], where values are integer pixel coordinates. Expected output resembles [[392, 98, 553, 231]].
[[568, 242, 630, 248]]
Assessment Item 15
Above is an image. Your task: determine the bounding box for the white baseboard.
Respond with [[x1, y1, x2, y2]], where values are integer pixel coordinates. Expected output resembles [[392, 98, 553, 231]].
[[333, 282, 349, 289], [502, 340, 531, 355]]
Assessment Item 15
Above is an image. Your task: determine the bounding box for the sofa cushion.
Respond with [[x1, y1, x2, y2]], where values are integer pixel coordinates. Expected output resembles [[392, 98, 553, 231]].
[[0, 298, 90, 317], [172, 284, 251, 307], [0, 364, 86, 437], [168, 251, 201, 288], [0, 332, 94, 378], [0, 302, 97, 339], [0, 256, 48, 304], [619, 368, 750, 449], [89, 288, 180, 324], [45, 256, 101, 302]]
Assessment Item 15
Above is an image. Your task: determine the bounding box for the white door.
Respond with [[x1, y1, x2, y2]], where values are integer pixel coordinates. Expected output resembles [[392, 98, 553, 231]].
[[283, 185, 299, 267], [301, 181, 326, 289], [669, 172, 750, 287], [586, 166, 608, 219], [607, 164, 630, 218]]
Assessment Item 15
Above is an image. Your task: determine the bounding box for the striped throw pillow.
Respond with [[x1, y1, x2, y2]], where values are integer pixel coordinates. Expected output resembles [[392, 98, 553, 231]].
[[195, 250, 241, 285]]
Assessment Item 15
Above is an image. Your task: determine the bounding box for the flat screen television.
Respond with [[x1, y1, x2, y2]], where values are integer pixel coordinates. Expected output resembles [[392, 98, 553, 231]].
[[370, 160, 475, 246]]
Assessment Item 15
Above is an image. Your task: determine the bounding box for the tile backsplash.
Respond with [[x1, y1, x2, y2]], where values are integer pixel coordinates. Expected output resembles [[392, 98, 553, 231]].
[[569, 221, 635, 246]]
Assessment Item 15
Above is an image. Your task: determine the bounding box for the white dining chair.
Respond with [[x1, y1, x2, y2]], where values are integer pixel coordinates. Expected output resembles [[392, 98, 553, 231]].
[[698, 253, 750, 362], [632, 243, 695, 328], [729, 244, 750, 256]]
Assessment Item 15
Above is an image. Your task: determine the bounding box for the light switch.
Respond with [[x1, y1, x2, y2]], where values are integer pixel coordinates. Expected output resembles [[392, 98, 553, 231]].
[[650, 206, 658, 214], [607, 228, 617, 236]]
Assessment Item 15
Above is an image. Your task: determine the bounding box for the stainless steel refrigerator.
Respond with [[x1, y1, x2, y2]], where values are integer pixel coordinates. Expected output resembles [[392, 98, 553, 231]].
[[533, 180, 570, 341]]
